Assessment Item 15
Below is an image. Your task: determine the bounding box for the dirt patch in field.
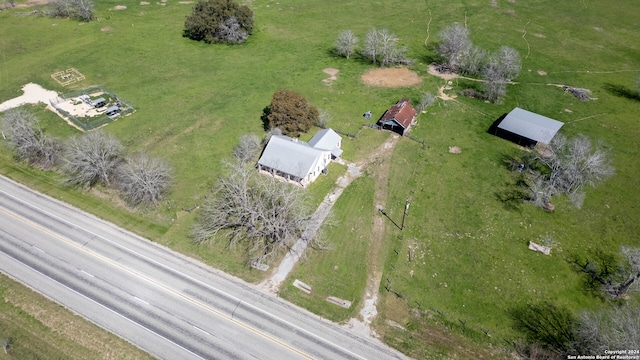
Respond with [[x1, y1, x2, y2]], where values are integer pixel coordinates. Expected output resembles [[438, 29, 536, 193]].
[[534, 33, 545, 38], [101, 26, 111, 32], [361, 68, 422, 88], [438, 85, 457, 101], [322, 68, 339, 85], [13, 0, 53, 8], [113, 5, 127, 10], [140, 1, 150, 4], [537, 70, 547, 76]]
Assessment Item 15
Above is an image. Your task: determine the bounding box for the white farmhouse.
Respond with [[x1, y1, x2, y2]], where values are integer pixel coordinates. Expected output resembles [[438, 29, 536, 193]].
[[257, 129, 342, 187]]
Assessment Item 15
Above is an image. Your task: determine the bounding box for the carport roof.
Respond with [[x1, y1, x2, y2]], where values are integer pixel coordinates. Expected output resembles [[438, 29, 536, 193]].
[[498, 107, 564, 145]]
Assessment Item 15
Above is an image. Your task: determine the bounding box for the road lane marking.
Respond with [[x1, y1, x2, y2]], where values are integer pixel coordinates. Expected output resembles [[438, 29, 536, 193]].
[[0, 205, 315, 360], [0, 248, 207, 360], [80, 269, 95, 277], [0, 186, 380, 360], [134, 296, 149, 305], [192, 325, 212, 336]]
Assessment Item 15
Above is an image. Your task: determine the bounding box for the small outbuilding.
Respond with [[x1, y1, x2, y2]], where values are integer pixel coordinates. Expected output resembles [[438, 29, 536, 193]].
[[91, 97, 106, 108], [377, 98, 418, 136], [105, 106, 121, 117], [490, 107, 564, 147]]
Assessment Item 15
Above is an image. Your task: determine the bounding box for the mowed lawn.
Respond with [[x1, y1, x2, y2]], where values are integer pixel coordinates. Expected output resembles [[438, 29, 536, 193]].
[[1, 0, 640, 358]]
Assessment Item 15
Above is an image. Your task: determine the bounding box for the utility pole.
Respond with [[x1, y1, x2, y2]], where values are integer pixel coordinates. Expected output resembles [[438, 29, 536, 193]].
[[401, 197, 411, 230]]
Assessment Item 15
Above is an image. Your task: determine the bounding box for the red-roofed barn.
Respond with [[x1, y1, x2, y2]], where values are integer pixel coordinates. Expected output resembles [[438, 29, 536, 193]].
[[376, 98, 418, 136]]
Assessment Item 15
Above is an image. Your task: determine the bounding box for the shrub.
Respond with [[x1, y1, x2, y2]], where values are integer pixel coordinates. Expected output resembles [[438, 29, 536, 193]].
[[183, 0, 253, 44]]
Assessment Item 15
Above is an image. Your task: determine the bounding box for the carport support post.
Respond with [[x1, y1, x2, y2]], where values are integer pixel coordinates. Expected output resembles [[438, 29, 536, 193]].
[[401, 197, 410, 230]]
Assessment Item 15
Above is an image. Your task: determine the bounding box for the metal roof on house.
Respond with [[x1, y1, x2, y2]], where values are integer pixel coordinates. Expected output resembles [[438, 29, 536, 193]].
[[378, 98, 418, 129], [498, 107, 564, 145], [308, 128, 343, 158], [257, 135, 328, 179]]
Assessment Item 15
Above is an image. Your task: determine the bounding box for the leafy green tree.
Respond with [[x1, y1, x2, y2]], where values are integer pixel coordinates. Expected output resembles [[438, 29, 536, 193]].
[[183, 0, 253, 44], [263, 89, 318, 137]]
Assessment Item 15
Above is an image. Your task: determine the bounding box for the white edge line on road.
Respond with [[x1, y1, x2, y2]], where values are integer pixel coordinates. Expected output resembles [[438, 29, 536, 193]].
[[0, 185, 380, 360], [0, 248, 206, 360]]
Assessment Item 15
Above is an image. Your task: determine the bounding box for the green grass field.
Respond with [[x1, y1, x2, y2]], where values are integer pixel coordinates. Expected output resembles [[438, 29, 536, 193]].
[[1, 0, 639, 358], [0, 273, 154, 360]]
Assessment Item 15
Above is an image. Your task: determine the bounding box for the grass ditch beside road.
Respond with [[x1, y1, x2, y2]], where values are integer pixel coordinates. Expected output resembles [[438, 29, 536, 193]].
[[0, 273, 154, 360]]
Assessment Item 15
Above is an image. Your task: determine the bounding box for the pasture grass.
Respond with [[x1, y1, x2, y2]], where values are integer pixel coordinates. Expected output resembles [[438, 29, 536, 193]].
[[0, 273, 154, 360], [279, 176, 375, 322], [1, 0, 639, 358]]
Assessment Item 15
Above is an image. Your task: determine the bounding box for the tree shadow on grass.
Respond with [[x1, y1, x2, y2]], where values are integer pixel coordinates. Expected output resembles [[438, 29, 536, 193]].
[[602, 83, 640, 101], [509, 302, 577, 355]]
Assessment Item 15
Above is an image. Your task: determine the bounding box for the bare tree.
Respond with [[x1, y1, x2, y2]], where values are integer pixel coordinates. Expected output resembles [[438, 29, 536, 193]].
[[361, 28, 411, 67], [335, 30, 358, 59], [482, 58, 509, 104], [416, 92, 436, 112], [436, 23, 472, 70], [575, 305, 640, 354], [215, 16, 249, 44], [263, 127, 282, 146], [315, 110, 330, 129], [61, 130, 123, 187], [459, 45, 487, 76], [574, 247, 640, 299], [116, 153, 172, 206], [602, 247, 640, 298], [362, 28, 381, 65], [482, 47, 521, 103], [540, 134, 615, 208], [496, 46, 522, 81], [525, 173, 556, 209], [233, 134, 262, 163], [1, 108, 62, 168], [377, 28, 396, 67], [191, 160, 312, 263], [521, 134, 614, 209]]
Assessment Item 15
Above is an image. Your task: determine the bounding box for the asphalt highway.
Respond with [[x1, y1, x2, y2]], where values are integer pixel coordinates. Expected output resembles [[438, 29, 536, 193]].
[[0, 175, 407, 360]]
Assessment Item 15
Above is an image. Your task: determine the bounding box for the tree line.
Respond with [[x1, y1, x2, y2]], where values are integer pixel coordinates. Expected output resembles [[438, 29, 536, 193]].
[[436, 23, 522, 104], [1, 108, 171, 207]]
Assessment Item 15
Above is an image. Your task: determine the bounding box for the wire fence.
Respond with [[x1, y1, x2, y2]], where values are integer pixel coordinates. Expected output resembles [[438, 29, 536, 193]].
[[49, 86, 134, 131]]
